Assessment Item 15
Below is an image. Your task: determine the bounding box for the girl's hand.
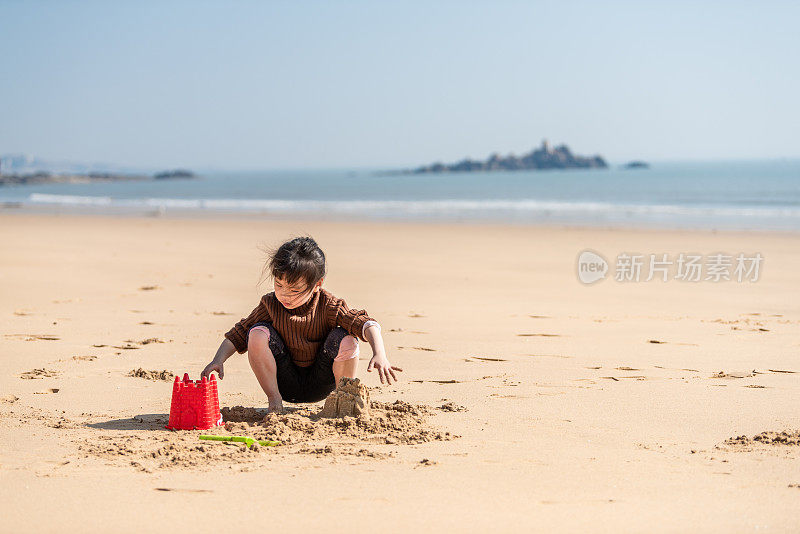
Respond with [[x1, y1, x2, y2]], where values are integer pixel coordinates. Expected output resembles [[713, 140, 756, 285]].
[[201, 359, 224, 380], [367, 353, 403, 385]]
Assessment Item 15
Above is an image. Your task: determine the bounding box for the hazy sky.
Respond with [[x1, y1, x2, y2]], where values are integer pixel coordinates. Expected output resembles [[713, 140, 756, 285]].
[[1, 1, 798, 170]]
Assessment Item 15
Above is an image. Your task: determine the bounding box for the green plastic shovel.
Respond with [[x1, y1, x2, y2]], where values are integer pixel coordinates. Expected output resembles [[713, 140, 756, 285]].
[[199, 434, 281, 447]]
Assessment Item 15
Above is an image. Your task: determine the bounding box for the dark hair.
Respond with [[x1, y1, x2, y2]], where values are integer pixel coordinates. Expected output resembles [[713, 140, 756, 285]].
[[258, 236, 326, 291]]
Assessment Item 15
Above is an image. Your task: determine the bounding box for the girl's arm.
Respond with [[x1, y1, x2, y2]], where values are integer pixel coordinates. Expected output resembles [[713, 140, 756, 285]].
[[202, 338, 237, 379], [364, 324, 402, 385], [225, 301, 271, 354]]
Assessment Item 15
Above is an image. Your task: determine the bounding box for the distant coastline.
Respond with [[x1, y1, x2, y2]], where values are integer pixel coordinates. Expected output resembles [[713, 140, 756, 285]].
[[401, 139, 608, 174], [0, 169, 196, 187], [0, 154, 196, 186]]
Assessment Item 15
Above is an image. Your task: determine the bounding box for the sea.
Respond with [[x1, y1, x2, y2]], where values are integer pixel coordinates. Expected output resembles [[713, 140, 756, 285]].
[[2, 160, 799, 231]]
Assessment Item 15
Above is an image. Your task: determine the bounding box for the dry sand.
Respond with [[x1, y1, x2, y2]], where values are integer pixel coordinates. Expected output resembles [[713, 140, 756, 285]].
[[1, 212, 800, 532]]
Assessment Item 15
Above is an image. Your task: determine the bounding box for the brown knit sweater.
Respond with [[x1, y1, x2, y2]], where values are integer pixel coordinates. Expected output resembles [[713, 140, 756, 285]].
[[224, 288, 375, 367]]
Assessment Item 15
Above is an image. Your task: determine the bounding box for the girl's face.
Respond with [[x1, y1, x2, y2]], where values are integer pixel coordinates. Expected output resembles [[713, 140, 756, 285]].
[[274, 276, 320, 309]]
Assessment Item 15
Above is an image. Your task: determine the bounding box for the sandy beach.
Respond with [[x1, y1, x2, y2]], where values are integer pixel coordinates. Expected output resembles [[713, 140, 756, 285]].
[[2, 212, 799, 532]]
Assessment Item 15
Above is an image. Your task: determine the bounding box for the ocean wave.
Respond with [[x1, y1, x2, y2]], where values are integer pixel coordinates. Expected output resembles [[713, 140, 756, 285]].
[[23, 193, 800, 219]]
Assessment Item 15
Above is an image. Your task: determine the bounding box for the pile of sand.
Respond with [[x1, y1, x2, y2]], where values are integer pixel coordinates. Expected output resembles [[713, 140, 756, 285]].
[[60, 383, 458, 472], [220, 405, 265, 422], [76, 434, 262, 473], [67, 399, 455, 472], [221, 378, 454, 446], [223, 397, 454, 446], [318, 377, 370, 418]]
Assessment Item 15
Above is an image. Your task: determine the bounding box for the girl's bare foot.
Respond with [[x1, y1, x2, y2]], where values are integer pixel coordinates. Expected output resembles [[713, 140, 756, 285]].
[[267, 397, 285, 414]]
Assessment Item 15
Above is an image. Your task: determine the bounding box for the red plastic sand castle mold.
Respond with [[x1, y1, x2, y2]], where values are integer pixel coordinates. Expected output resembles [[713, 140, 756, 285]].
[[166, 373, 223, 430]]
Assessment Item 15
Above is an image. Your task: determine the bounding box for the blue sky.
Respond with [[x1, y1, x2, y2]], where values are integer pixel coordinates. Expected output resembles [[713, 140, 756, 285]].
[[1, 1, 798, 170]]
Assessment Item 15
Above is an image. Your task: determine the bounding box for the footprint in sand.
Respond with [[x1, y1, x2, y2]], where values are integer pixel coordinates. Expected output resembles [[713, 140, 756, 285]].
[[20, 368, 59, 379], [33, 388, 60, 394], [724, 430, 800, 448], [5, 333, 60, 341], [52, 355, 97, 363], [437, 401, 467, 412], [466, 357, 508, 362], [127, 368, 175, 381], [654, 365, 700, 372], [600, 375, 648, 381], [711, 370, 757, 379], [408, 313, 426, 318], [124, 337, 166, 345], [111, 343, 140, 350], [139, 285, 160, 291], [517, 333, 561, 337], [155, 488, 213, 493]]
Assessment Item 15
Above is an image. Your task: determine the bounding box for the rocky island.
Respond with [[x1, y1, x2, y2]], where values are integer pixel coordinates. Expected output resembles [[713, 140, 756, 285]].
[[154, 169, 195, 180], [407, 140, 608, 174]]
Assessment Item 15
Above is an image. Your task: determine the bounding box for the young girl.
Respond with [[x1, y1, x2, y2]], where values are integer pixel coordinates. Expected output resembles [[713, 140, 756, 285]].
[[201, 236, 402, 413]]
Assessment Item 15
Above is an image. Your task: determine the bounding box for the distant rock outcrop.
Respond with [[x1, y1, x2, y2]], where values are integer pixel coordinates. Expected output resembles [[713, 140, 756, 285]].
[[408, 140, 608, 174], [153, 169, 195, 180], [622, 161, 649, 169]]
